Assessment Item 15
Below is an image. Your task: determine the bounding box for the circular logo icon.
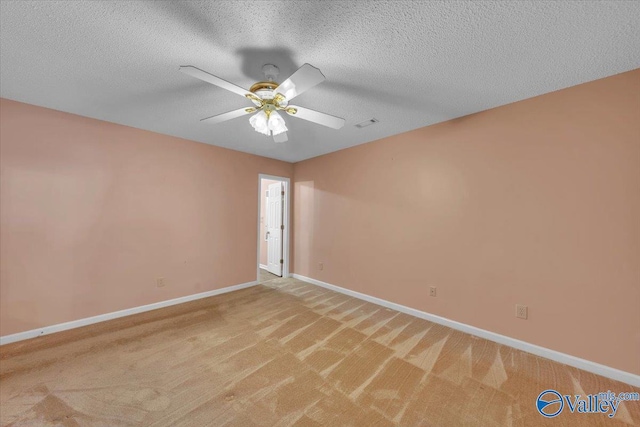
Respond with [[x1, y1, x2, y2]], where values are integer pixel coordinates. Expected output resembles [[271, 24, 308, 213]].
[[537, 389, 564, 418]]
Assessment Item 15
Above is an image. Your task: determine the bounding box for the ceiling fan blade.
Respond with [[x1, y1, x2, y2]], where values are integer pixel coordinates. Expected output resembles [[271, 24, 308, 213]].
[[180, 65, 254, 99], [276, 64, 325, 101], [285, 106, 345, 129], [200, 107, 257, 124], [273, 132, 288, 143]]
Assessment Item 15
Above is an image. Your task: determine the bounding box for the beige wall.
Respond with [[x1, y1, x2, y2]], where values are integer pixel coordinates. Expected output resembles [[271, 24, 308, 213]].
[[293, 69, 640, 375], [259, 179, 279, 266], [2, 70, 638, 375], [0, 98, 292, 336]]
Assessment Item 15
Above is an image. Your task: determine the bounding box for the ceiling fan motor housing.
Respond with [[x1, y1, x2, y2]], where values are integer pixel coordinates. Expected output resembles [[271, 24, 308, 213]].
[[250, 81, 278, 100]]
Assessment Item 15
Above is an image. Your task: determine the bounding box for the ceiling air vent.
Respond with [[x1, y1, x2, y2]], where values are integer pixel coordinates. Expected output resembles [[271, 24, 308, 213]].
[[355, 118, 379, 128]]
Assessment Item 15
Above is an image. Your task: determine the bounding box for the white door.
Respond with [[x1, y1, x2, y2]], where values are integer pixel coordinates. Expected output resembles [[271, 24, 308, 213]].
[[266, 182, 283, 276]]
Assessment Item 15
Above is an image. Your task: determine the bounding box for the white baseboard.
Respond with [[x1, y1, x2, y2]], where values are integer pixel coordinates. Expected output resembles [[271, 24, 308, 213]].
[[259, 264, 268, 270], [292, 274, 640, 388], [0, 280, 258, 346]]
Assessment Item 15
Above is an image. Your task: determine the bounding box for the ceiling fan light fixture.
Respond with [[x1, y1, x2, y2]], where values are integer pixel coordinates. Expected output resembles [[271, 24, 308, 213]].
[[268, 111, 288, 136], [249, 110, 270, 136]]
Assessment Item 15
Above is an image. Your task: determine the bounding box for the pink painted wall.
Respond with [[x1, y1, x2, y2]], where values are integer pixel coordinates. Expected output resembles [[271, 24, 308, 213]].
[[0, 98, 292, 336], [259, 179, 279, 266], [293, 69, 640, 375]]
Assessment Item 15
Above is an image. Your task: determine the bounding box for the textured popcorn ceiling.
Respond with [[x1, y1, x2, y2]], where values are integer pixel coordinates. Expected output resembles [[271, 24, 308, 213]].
[[1, 1, 639, 162]]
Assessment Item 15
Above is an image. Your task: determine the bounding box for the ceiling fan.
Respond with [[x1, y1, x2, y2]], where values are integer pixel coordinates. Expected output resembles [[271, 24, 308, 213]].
[[179, 63, 345, 143]]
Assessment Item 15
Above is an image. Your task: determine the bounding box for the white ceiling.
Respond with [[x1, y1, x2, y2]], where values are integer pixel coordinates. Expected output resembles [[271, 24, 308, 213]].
[[1, 1, 639, 162]]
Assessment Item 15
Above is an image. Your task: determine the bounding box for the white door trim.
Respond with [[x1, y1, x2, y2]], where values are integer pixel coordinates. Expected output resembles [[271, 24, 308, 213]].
[[266, 181, 283, 276], [257, 174, 290, 280]]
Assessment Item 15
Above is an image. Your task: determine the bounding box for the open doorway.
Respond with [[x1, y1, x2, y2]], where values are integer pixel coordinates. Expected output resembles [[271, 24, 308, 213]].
[[257, 174, 290, 283]]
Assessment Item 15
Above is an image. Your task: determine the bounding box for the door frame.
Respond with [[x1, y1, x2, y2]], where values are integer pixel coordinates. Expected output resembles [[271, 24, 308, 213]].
[[257, 174, 290, 280]]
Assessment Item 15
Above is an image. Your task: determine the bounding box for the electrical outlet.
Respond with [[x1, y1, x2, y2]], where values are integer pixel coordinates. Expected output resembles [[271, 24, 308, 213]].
[[156, 277, 165, 288], [429, 286, 437, 297], [319, 262, 324, 271], [516, 304, 528, 319]]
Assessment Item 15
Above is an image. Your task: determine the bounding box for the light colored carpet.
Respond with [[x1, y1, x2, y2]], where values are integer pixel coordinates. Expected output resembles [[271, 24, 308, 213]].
[[1, 278, 638, 426]]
